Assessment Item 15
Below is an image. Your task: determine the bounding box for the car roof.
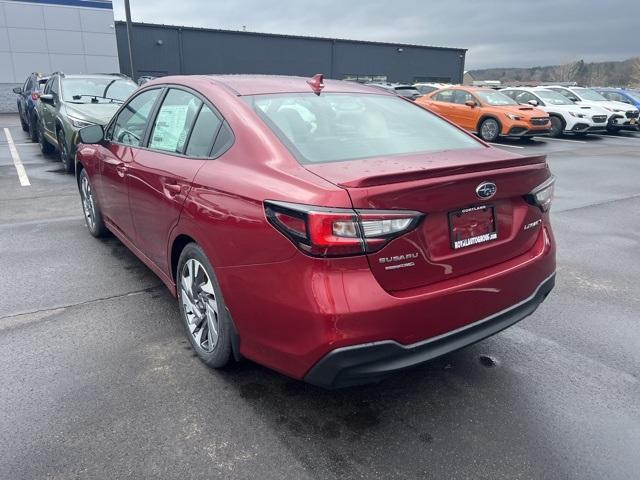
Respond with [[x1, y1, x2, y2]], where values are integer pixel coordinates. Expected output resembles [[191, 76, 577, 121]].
[[61, 74, 133, 80], [191, 74, 396, 96], [438, 86, 495, 92]]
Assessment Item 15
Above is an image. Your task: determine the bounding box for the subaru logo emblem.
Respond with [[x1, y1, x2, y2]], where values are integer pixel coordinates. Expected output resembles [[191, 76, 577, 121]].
[[476, 182, 497, 199]]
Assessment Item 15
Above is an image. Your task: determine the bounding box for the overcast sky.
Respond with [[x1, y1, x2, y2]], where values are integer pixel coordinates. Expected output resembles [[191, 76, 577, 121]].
[[112, 0, 639, 70]]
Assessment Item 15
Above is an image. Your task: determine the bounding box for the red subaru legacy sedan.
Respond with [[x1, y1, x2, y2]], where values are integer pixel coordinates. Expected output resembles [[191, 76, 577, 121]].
[[75, 74, 556, 388]]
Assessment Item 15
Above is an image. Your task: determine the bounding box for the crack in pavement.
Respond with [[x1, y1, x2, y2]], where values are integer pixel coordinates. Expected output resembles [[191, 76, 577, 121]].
[[0, 285, 164, 323]]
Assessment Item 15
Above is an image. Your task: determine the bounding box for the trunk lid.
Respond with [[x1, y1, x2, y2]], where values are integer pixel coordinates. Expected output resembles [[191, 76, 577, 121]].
[[304, 147, 551, 292]]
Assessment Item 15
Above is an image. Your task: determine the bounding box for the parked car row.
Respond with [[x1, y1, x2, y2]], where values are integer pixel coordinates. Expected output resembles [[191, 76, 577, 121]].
[[13, 71, 138, 172], [7, 69, 634, 387], [412, 84, 638, 141]]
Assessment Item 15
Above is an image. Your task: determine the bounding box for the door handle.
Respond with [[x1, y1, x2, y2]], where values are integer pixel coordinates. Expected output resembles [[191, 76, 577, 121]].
[[115, 163, 127, 177], [163, 183, 183, 195]]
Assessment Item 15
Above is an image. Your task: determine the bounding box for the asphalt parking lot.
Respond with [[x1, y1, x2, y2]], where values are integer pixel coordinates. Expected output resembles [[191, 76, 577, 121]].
[[1, 112, 639, 480]]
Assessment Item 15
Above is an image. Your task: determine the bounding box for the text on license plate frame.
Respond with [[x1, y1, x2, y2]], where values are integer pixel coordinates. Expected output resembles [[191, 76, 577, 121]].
[[448, 205, 498, 250]]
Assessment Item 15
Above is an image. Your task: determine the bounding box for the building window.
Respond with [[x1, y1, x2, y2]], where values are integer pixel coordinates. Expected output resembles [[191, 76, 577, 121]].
[[343, 74, 388, 83]]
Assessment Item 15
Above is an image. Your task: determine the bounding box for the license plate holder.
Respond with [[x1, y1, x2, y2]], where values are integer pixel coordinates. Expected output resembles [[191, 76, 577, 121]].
[[448, 205, 497, 250]]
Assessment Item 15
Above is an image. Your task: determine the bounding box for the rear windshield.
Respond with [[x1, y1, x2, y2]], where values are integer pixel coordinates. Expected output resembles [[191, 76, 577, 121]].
[[244, 93, 481, 164]]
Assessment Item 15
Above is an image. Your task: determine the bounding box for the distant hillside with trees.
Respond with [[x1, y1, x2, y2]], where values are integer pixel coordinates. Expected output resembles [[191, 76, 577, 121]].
[[469, 57, 640, 87]]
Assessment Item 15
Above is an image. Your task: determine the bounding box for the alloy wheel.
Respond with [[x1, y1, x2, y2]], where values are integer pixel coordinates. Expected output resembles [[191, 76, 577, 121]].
[[481, 119, 499, 141], [180, 259, 219, 352], [80, 173, 96, 231], [58, 131, 70, 168], [549, 117, 562, 137]]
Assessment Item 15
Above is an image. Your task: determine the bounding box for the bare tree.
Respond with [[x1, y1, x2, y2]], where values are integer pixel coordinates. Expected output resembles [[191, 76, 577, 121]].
[[551, 61, 583, 83], [631, 57, 640, 87]]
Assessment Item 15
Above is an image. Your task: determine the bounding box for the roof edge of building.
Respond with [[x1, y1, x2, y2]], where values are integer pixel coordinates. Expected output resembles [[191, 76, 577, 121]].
[[114, 20, 468, 53]]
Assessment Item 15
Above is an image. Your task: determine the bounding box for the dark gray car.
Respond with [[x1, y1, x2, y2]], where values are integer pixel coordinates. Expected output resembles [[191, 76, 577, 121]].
[[37, 73, 137, 172]]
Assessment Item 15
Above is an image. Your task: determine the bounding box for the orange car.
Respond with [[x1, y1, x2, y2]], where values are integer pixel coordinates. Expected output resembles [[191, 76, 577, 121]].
[[416, 86, 551, 142]]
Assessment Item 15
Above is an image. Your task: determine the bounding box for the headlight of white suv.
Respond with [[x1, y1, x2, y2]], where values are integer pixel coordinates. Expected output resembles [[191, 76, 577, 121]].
[[568, 112, 585, 118], [68, 116, 96, 129]]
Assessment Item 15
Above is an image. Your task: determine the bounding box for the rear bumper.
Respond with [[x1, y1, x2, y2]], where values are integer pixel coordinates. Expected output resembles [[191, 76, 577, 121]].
[[305, 273, 555, 388]]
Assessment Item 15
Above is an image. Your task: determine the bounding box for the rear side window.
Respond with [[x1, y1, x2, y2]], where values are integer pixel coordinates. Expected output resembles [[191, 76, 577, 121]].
[[245, 93, 481, 164], [111, 89, 161, 146], [149, 89, 202, 153], [185, 104, 222, 157]]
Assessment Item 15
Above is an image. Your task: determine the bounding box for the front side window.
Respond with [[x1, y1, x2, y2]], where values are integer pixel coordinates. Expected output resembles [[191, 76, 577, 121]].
[[50, 77, 59, 97], [149, 89, 202, 154], [62, 77, 137, 104], [433, 89, 455, 103], [573, 88, 607, 102], [245, 92, 481, 164], [475, 90, 518, 106], [534, 89, 573, 106], [452, 90, 475, 105], [515, 91, 538, 105], [550, 88, 579, 102], [111, 89, 161, 146]]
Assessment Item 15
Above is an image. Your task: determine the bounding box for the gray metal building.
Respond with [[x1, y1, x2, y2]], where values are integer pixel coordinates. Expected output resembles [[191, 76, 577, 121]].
[[115, 21, 466, 85]]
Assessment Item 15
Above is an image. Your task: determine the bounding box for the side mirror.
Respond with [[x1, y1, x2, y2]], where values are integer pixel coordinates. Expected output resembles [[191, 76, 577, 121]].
[[40, 94, 54, 104], [527, 99, 539, 107], [78, 124, 104, 144], [465, 100, 477, 108], [13, 87, 22, 94]]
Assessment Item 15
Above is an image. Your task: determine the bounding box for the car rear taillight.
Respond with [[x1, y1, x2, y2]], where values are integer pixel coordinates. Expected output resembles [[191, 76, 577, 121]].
[[264, 200, 423, 257], [525, 176, 555, 212], [31, 92, 41, 101]]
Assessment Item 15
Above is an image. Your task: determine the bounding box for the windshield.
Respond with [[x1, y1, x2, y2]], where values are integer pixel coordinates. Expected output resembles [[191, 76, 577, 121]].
[[245, 93, 481, 164], [475, 90, 518, 106], [62, 78, 137, 103], [573, 88, 608, 102], [534, 89, 574, 106]]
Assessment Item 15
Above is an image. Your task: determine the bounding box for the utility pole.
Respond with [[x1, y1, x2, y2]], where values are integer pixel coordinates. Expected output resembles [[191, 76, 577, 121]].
[[124, 0, 136, 81]]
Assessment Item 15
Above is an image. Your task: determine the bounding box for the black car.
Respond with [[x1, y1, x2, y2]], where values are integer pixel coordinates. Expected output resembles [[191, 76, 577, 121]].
[[13, 73, 49, 142]]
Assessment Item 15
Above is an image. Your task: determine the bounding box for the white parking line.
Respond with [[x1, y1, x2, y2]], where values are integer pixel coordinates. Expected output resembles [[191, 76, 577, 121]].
[[535, 136, 587, 144], [589, 133, 640, 141], [488, 143, 525, 149], [3, 128, 31, 186]]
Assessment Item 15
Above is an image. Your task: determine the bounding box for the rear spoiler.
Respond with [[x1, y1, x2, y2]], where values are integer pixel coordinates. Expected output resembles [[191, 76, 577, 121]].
[[338, 155, 547, 188]]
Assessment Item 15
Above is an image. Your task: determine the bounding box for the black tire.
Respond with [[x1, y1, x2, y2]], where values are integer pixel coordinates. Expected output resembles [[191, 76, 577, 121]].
[[38, 122, 55, 154], [19, 106, 29, 131], [478, 118, 500, 142], [548, 116, 564, 138], [177, 243, 232, 369], [78, 169, 109, 238], [57, 128, 74, 173], [28, 112, 38, 142]]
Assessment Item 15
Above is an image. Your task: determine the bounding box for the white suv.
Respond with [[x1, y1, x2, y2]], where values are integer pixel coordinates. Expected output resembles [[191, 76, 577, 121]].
[[545, 86, 639, 132], [500, 87, 610, 137]]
